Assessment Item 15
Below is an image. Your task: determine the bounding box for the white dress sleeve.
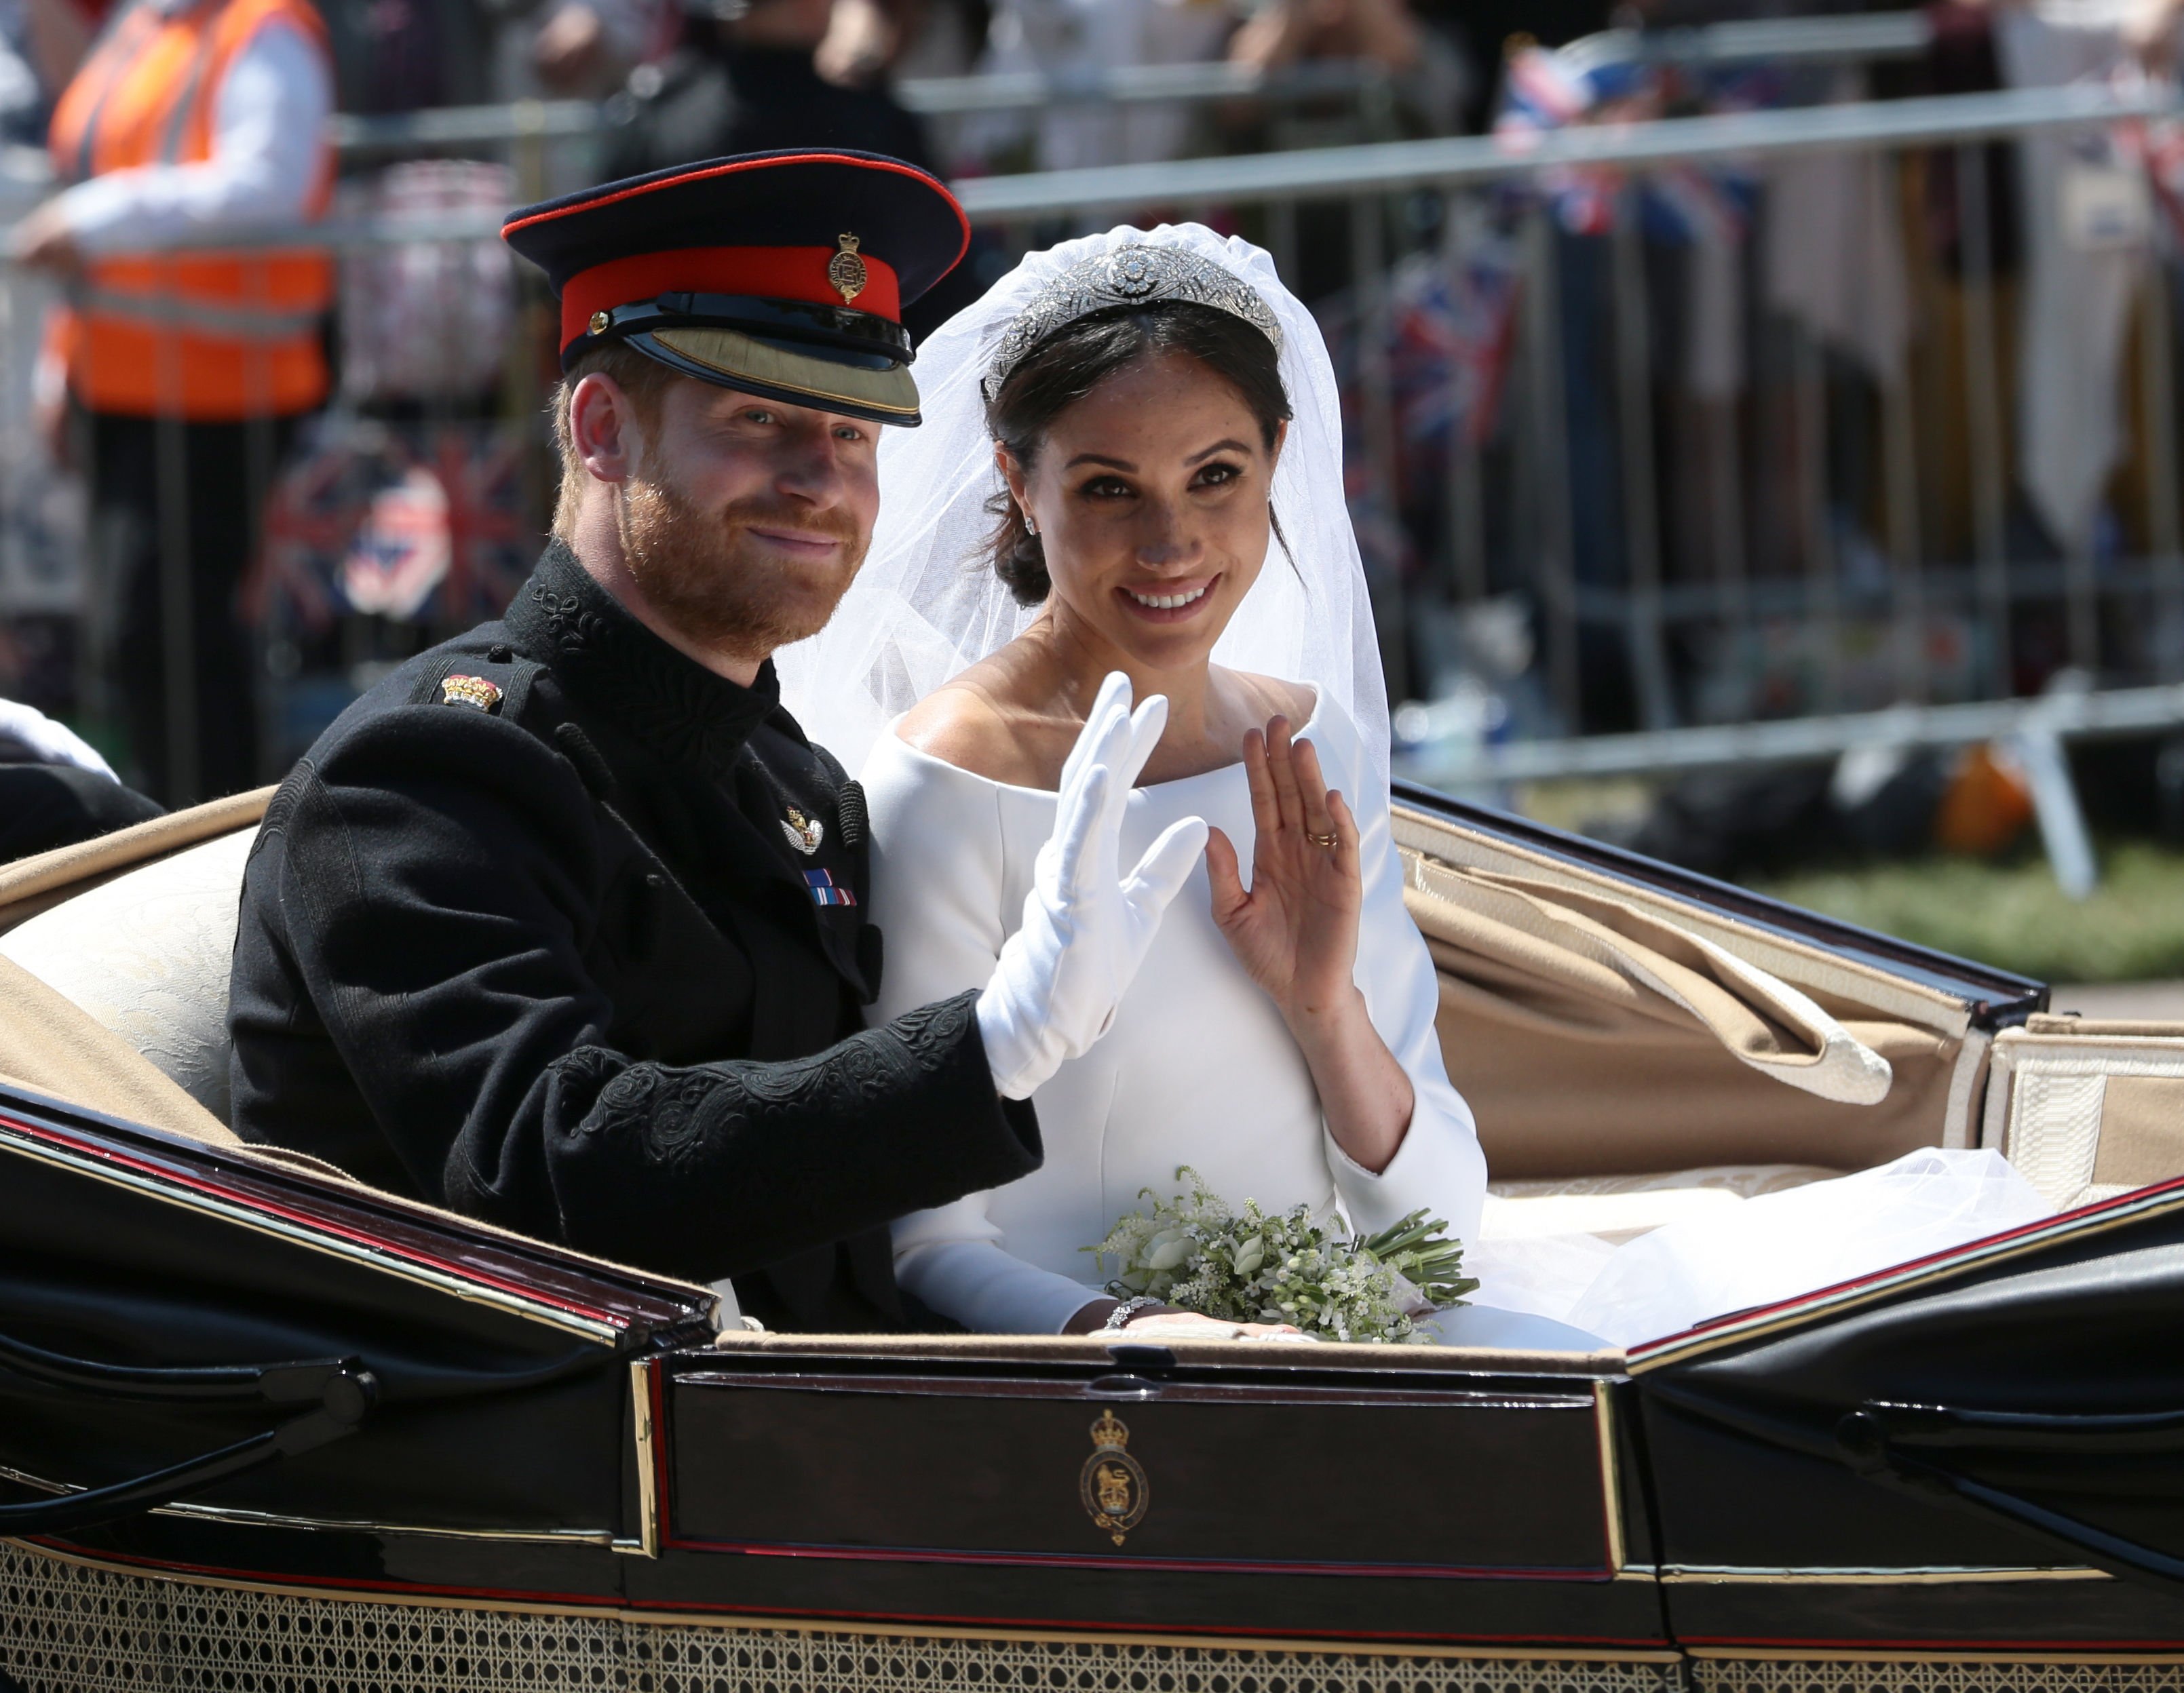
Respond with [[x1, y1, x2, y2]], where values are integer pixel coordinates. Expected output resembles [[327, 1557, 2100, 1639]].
[[1303, 701, 1489, 1245], [862, 732, 1107, 1335]]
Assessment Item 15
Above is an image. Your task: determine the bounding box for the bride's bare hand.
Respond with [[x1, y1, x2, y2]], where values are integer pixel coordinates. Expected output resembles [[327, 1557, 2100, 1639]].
[[1066, 1299, 1307, 1340], [1205, 715, 1362, 1030], [1124, 1311, 1309, 1341]]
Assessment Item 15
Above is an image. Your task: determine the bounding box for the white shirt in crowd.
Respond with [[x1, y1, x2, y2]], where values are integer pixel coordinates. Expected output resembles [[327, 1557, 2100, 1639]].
[[53, 0, 331, 256]]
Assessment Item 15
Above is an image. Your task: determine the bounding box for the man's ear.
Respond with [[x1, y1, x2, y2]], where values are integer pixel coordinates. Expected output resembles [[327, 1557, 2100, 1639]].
[[571, 372, 640, 484]]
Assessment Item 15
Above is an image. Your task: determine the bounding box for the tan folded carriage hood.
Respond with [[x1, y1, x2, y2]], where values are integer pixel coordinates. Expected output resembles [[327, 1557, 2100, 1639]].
[[0, 789, 272, 1146], [1393, 802, 1985, 1182]]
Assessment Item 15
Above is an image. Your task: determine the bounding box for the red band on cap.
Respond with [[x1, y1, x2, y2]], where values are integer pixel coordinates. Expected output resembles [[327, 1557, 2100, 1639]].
[[560, 246, 902, 350]]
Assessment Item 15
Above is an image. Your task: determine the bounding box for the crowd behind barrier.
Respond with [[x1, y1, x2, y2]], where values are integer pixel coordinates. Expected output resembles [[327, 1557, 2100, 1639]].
[[8, 9, 2184, 897]]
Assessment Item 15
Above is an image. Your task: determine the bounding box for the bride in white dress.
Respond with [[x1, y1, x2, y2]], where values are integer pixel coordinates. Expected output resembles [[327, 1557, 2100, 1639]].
[[782, 222, 1570, 1345], [777, 223, 2049, 1348]]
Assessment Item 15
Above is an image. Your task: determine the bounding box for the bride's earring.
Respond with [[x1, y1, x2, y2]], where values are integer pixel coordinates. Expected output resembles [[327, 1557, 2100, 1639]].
[[1023, 511, 1039, 536]]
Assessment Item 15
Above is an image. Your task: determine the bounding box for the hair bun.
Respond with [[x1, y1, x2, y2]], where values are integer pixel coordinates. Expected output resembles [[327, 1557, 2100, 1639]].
[[995, 519, 1051, 606]]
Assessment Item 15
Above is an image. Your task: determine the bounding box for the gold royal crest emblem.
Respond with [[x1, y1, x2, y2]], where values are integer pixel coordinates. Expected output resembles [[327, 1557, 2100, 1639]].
[[828, 233, 868, 305], [781, 806, 824, 855], [440, 674, 503, 713], [1078, 1409, 1149, 1546]]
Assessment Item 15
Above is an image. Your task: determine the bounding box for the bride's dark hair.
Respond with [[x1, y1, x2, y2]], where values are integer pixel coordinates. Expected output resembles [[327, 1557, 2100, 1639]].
[[982, 300, 1293, 607]]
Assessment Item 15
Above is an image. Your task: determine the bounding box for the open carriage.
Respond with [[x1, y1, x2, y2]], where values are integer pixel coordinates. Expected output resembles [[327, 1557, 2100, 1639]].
[[1, 781, 2183, 1692]]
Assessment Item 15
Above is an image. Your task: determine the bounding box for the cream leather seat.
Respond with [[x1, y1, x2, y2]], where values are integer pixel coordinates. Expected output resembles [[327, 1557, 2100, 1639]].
[[0, 821, 1877, 1241], [0, 827, 256, 1123]]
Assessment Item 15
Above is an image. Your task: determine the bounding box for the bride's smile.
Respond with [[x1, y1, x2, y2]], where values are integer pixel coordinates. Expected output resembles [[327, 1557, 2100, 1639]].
[[1121, 575, 1217, 619]]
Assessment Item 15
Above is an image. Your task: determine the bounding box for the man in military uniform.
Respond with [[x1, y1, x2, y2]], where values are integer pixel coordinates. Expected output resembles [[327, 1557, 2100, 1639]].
[[227, 151, 1203, 1331]]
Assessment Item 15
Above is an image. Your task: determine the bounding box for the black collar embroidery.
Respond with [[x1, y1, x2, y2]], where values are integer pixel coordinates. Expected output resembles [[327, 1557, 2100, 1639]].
[[505, 541, 780, 783]]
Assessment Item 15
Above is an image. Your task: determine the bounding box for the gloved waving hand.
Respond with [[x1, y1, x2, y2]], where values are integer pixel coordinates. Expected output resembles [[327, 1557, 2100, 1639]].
[[977, 673, 1209, 1099]]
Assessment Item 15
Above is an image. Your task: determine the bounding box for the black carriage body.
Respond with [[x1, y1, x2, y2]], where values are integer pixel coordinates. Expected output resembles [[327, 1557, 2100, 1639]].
[[0, 1085, 1657, 1652], [6, 794, 2184, 1691]]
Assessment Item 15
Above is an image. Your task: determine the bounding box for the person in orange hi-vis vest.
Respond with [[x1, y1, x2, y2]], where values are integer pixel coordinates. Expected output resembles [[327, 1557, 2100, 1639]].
[[8, 0, 333, 806]]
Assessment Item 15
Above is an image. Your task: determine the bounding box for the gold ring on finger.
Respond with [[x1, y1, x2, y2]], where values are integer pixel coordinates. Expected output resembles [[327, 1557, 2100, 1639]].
[[1306, 829, 1339, 849]]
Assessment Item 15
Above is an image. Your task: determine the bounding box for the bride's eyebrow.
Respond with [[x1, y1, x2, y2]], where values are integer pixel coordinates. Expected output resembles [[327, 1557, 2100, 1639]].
[[1063, 437, 1252, 473]]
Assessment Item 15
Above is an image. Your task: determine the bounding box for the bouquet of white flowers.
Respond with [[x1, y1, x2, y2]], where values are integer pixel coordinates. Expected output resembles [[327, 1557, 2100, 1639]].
[[1085, 1167, 1478, 1344]]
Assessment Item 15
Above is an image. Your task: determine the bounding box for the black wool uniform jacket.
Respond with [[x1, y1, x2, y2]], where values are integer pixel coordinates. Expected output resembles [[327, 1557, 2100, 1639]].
[[228, 543, 1043, 1330]]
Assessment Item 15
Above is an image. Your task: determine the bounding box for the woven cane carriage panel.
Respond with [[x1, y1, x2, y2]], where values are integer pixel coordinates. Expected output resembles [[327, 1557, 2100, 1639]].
[[1693, 1660, 2184, 1693], [0, 1544, 1677, 1693], [628, 1630, 1678, 1693]]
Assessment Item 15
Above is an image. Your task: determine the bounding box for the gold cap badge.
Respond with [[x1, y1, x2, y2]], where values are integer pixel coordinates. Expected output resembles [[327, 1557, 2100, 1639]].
[[588, 309, 611, 336], [828, 233, 868, 305]]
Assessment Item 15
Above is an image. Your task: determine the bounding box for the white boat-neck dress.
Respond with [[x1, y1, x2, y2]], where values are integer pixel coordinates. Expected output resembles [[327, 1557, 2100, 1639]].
[[860, 689, 1490, 1335]]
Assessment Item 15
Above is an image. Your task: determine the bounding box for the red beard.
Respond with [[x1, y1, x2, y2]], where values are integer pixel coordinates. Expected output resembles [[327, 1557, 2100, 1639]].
[[617, 472, 867, 665]]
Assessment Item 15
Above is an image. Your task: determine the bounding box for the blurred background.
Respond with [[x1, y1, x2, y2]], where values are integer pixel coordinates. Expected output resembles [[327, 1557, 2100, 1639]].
[[8, 0, 2184, 1002]]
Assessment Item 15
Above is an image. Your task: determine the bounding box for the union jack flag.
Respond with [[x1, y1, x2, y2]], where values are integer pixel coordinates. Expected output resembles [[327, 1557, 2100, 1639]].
[[1493, 43, 1759, 245], [1389, 213, 1525, 456], [248, 418, 537, 636]]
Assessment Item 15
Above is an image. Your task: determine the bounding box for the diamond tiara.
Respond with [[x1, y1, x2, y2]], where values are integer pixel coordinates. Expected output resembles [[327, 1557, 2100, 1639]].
[[982, 244, 1284, 403]]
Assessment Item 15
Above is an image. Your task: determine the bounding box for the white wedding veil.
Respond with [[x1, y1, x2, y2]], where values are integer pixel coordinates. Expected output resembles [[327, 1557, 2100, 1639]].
[[775, 222, 1391, 794]]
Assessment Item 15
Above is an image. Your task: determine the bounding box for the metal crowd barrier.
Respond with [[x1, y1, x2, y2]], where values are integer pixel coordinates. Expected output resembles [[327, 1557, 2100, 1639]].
[[952, 82, 2172, 214], [303, 14, 1937, 157], [1558, 11, 1932, 77], [315, 58, 1398, 162], [328, 98, 600, 159], [896, 58, 1392, 117]]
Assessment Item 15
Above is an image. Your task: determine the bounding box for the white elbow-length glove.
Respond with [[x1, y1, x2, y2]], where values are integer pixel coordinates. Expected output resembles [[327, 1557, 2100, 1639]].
[[977, 672, 1209, 1100], [0, 697, 117, 779]]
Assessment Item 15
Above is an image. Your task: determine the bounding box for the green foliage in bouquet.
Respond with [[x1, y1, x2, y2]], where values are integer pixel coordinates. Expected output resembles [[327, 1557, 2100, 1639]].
[[1085, 1167, 1478, 1344]]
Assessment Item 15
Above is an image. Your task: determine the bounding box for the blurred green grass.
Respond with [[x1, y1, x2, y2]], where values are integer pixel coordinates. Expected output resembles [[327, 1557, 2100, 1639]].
[[1748, 842, 2184, 985]]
